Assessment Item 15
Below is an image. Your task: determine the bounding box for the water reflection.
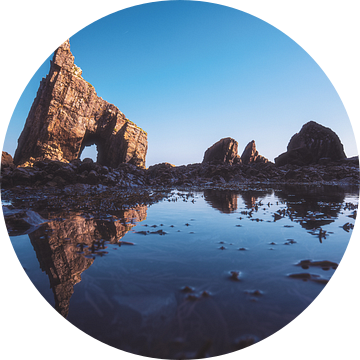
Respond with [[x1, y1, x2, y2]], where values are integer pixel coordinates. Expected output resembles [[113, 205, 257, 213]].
[[204, 189, 273, 213], [204, 185, 354, 231], [28, 206, 147, 317], [275, 185, 348, 230], [4, 186, 358, 358], [239, 189, 273, 209], [203, 190, 238, 213]]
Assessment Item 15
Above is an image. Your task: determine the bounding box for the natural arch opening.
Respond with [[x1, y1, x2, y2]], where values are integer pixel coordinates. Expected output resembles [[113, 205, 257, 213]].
[[80, 144, 97, 162], [78, 132, 105, 163]]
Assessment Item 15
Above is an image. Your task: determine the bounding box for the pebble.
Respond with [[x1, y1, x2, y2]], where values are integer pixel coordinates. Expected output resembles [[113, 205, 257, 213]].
[[295, 259, 338, 270], [287, 272, 328, 284], [229, 271, 241, 281], [181, 286, 194, 293], [245, 289, 263, 296]]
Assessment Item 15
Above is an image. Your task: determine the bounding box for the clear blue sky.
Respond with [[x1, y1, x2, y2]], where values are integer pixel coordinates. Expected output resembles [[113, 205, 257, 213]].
[[3, 1, 357, 166]]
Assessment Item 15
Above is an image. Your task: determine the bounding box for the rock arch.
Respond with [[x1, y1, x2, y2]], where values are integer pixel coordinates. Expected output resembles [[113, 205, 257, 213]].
[[14, 40, 148, 168]]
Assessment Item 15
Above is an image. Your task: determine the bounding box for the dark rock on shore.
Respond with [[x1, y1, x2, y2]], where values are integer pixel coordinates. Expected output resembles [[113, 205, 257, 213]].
[[2, 206, 48, 235], [0, 158, 141, 188], [275, 121, 346, 166], [1, 155, 358, 190]]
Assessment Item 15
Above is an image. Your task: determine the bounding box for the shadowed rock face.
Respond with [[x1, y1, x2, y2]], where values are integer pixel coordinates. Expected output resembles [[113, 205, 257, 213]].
[[14, 40, 147, 168], [275, 121, 346, 166], [202, 137, 241, 165]]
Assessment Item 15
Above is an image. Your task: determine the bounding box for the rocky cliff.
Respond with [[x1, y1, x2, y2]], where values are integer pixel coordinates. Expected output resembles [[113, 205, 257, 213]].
[[14, 40, 147, 168]]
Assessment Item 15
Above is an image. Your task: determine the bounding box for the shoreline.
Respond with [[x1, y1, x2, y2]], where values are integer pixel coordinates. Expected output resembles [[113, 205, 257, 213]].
[[2, 156, 359, 224], [1, 157, 359, 191], [2, 179, 358, 240], [2, 166, 358, 225]]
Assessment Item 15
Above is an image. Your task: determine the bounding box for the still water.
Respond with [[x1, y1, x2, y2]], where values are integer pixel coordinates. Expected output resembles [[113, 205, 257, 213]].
[[7, 185, 358, 358]]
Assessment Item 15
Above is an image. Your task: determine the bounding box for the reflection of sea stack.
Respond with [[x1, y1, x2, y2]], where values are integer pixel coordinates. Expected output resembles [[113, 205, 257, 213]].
[[14, 39, 148, 168], [203, 189, 238, 213], [275, 187, 344, 230]]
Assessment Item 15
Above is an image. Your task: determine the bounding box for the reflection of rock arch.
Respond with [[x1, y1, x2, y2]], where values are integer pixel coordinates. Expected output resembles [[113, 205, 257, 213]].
[[29, 206, 147, 317], [30, 226, 94, 317]]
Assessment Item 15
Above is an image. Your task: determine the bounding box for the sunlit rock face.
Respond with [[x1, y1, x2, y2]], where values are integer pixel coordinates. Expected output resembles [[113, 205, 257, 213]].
[[240, 140, 268, 165], [1, 151, 14, 168], [202, 137, 241, 165], [14, 40, 147, 168], [275, 121, 346, 166]]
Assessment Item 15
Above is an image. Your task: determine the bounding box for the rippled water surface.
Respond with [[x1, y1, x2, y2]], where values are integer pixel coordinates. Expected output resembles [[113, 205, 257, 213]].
[[6, 186, 358, 358]]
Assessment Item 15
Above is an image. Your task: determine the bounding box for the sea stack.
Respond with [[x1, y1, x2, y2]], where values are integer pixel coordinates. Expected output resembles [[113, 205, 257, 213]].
[[275, 121, 346, 166], [202, 137, 241, 165], [240, 140, 268, 165], [14, 40, 148, 168]]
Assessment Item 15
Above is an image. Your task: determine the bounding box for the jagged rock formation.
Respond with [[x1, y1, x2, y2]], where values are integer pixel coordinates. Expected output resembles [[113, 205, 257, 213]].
[[1, 151, 14, 168], [275, 121, 346, 166], [14, 40, 147, 168], [241, 140, 268, 165], [202, 137, 241, 165]]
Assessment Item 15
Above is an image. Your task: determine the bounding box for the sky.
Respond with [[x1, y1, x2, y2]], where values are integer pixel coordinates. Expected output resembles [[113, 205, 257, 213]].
[[2, 0, 358, 166]]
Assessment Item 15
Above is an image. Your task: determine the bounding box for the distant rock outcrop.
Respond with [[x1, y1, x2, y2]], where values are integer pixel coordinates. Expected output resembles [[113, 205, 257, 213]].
[[275, 121, 346, 166], [240, 140, 268, 165], [14, 40, 147, 168], [202, 137, 241, 165]]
